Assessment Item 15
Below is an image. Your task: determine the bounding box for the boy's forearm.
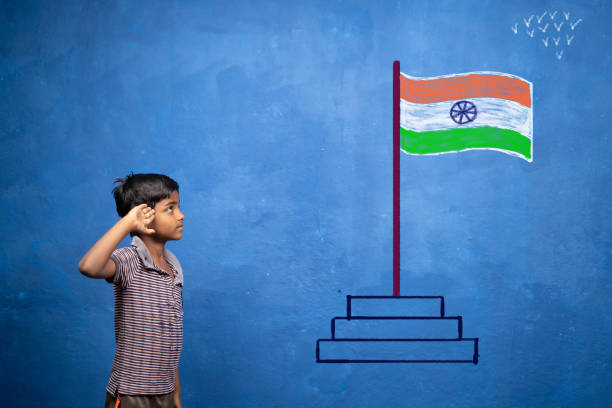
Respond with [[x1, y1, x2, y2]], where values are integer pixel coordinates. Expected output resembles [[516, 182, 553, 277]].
[[78, 216, 133, 278], [174, 369, 181, 406], [175, 369, 181, 396]]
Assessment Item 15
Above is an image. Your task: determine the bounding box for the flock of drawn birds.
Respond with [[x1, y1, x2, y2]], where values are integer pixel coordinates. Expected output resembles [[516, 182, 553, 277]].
[[511, 10, 582, 60]]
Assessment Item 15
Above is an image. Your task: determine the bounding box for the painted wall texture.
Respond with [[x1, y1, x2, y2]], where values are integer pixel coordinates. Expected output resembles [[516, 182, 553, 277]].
[[1, 0, 611, 406]]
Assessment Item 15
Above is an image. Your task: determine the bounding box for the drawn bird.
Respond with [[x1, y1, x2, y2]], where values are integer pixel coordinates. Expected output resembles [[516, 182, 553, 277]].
[[563, 11, 570, 20], [549, 10, 558, 20], [552, 37, 560, 46], [526, 29, 535, 38], [570, 19, 582, 30], [566, 34, 575, 46], [536, 11, 547, 24], [538, 24, 549, 33], [523, 15, 534, 28], [554, 22, 564, 32], [511, 23, 518, 34], [556, 51, 563, 60], [541, 37, 549, 47]]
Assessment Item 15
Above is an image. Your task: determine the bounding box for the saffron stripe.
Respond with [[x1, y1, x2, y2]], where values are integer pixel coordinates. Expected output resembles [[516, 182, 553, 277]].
[[400, 126, 532, 161], [400, 73, 532, 107]]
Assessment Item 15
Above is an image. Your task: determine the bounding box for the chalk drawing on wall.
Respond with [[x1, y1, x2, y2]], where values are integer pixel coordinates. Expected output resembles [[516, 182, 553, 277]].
[[511, 10, 582, 60], [319, 62, 538, 364], [399, 71, 534, 162], [316, 296, 479, 364], [316, 62, 535, 364]]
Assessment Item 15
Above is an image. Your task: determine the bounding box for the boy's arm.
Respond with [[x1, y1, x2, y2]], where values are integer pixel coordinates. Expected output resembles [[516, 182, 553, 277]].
[[174, 369, 182, 408], [78, 204, 156, 279]]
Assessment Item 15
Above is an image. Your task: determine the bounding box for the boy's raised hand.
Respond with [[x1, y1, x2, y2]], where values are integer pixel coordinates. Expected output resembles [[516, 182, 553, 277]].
[[127, 203, 156, 235], [79, 203, 157, 279]]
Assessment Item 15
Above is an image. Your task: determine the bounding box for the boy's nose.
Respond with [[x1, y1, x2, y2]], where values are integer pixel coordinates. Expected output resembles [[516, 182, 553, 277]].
[[177, 209, 185, 220]]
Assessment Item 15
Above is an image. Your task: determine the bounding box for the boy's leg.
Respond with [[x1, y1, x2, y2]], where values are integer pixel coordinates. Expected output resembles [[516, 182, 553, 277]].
[[103, 392, 175, 408], [104, 392, 118, 408]]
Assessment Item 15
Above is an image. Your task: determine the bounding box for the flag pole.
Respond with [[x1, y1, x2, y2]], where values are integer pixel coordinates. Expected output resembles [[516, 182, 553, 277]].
[[393, 60, 400, 296]]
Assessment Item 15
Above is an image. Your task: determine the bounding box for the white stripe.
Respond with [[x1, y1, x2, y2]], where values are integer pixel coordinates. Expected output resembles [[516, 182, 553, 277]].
[[400, 97, 533, 139]]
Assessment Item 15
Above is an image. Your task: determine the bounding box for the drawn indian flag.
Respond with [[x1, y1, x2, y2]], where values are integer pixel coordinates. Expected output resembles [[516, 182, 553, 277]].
[[400, 72, 533, 161]]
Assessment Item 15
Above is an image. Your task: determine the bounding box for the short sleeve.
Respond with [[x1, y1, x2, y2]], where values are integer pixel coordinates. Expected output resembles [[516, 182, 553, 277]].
[[107, 247, 139, 288]]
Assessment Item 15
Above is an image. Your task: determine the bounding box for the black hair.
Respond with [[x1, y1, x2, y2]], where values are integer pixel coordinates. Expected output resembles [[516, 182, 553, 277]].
[[112, 173, 179, 217]]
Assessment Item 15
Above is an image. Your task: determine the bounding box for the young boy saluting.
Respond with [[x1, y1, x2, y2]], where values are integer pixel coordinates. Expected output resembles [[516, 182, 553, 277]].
[[79, 173, 185, 408]]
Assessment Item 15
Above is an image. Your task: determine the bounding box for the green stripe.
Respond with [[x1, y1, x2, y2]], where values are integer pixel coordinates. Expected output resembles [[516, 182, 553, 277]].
[[401, 126, 532, 160]]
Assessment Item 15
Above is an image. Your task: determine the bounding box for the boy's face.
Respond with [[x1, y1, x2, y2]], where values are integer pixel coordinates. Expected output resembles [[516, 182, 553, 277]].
[[150, 190, 184, 241]]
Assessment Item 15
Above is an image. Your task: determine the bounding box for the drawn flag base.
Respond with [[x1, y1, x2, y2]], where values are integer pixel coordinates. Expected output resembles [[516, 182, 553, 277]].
[[316, 296, 479, 364]]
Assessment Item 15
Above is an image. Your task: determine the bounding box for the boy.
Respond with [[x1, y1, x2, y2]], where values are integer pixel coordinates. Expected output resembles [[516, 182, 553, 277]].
[[79, 173, 185, 408]]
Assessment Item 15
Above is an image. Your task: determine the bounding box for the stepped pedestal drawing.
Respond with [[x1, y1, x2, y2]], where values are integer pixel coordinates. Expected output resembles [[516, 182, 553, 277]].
[[316, 296, 479, 364]]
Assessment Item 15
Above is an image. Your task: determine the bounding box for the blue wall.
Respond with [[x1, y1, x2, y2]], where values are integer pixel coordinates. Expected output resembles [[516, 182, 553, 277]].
[[2, 0, 611, 406]]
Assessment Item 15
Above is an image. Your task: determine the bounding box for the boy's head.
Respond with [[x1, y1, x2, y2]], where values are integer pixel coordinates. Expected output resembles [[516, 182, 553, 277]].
[[112, 173, 179, 217]]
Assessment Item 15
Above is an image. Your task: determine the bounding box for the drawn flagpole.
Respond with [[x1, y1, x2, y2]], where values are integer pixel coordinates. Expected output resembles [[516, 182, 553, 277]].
[[393, 60, 401, 296]]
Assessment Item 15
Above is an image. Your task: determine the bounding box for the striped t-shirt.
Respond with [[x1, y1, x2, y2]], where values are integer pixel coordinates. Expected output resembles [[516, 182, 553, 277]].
[[106, 235, 183, 395]]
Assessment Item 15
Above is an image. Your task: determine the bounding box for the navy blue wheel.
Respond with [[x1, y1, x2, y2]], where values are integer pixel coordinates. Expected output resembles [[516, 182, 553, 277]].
[[450, 100, 477, 125]]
